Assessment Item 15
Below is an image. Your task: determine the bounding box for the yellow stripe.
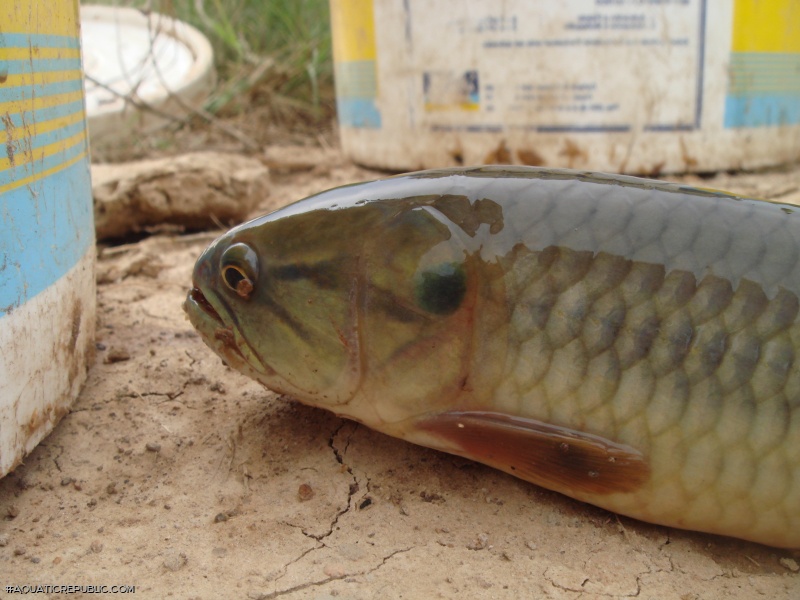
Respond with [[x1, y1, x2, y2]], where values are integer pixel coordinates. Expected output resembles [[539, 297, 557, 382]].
[[732, 0, 800, 53], [425, 102, 481, 112], [330, 0, 377, 62], [0, 129, 86, 172], [0, 47, 82, 61], [0, 107, 85, 146], [0, 149, 87, 196], [729, 84, 800, 94], [1, 0, 79, 37], [2, 69, 83, 90], [0, 89, 84, 116]]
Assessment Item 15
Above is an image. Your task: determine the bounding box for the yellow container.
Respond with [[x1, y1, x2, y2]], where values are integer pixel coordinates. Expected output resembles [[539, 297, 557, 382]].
[[331, 0, 800, 174], [0, 0, 95, 476]]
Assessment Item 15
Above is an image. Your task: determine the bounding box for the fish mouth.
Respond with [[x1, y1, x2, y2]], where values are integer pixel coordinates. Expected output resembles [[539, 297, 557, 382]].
[[184, 286, 251, 367], [187, 287, 223, 325]]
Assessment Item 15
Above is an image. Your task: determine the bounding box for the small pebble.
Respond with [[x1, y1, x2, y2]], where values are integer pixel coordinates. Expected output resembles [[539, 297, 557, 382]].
[[13, 547, 26, 556], [323, 564, 347, 578], [6, 504, 19, 519], [145, 442, 161, 453], [0, 534, 8, 547], [779, 557, 800, 572], [104, 347, 131, 364], [467, 533, 490, 551], [214, 513, 228, 523], [90, 541, 103, 553], [30, 557, 40, 564], [419, 490, 444, 503], [526, 541, 537, 551], [60, 477, 74, 487], [298, 483, 314, 502]]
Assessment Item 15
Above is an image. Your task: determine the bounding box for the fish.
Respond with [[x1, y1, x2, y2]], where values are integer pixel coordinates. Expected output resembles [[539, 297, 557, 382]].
[[184, 165, 800, 548]]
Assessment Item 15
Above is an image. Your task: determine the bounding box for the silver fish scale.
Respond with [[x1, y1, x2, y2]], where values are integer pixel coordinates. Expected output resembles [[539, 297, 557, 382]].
[[465, 172, 800, 545]]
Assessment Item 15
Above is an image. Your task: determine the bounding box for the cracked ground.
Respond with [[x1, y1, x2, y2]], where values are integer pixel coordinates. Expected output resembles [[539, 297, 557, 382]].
[[2, 152, 800, 599]]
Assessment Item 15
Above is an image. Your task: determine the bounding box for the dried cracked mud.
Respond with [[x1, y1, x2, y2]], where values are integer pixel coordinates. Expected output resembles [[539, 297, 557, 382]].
[[2, 149, 800, 599]]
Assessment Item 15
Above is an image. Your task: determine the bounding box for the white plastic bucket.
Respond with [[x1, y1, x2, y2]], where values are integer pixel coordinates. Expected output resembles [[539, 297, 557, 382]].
[[80, 5, 216, 156], [331, 0, 800, 174], [0, 0, 95, 477]]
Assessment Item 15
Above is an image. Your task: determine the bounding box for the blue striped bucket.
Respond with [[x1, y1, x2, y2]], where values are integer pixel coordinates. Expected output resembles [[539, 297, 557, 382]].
[[0, 0, 95, 477]]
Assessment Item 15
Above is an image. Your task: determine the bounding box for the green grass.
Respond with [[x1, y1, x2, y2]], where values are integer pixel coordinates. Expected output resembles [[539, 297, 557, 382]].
[[95, 0, 335, 123]]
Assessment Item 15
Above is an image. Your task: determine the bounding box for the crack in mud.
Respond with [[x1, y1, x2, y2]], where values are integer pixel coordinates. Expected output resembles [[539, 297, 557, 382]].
[[302, 421, 360, 542], [272, 543, 323, 586], [259, 547, 414, 599], [544, 566, 644, 598], [277, 421, 364, 543]]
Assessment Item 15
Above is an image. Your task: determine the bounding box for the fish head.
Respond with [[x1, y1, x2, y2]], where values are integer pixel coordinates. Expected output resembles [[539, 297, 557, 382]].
[[184, 176, 488, 427], [184, 200, 371, 408]]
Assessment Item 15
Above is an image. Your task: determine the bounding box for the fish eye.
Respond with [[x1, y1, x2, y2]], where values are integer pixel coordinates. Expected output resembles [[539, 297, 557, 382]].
[[414, 262, 466, 315], [220, 243, 259, 299]]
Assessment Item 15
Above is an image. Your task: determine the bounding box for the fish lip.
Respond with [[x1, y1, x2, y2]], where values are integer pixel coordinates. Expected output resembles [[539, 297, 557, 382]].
[[184, 286, 251, 365], [187, 287, 223, 325]]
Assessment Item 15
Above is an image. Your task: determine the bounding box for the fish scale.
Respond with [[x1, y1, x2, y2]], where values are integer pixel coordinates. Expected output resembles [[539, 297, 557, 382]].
[[481, 175, 800, 545], [185, 166, 800, 547]]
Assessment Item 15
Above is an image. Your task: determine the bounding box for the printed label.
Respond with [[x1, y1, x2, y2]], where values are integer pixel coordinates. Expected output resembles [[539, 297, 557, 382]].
[[406, 0, 707, 133]]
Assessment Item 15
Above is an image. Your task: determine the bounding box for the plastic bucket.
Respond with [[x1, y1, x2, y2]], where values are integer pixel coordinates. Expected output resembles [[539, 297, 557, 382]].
[[80, 5, 216, 157], [330, 0, 800, 174], [0, 0, 95, 477]]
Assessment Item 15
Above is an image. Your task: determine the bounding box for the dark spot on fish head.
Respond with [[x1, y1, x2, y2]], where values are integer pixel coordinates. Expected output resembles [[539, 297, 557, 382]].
[[415, 262, 467, 315]]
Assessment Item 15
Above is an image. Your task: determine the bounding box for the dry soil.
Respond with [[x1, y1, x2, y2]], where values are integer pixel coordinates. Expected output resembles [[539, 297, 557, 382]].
[[2, 147, 800, 599]]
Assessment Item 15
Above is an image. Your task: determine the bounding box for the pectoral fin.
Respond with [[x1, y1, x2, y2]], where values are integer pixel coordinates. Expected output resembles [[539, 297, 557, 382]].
[[418, 411, 649, 495]]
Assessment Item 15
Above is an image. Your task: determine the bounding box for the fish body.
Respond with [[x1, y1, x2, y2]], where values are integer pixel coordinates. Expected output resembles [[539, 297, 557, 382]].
[[184, 166, 800, 548]]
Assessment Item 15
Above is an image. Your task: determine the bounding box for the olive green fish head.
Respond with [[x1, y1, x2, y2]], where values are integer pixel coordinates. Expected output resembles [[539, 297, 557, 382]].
[[184, 201, 369, 408], [184, 174, 490, 425]]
